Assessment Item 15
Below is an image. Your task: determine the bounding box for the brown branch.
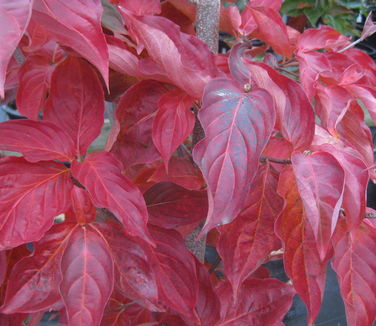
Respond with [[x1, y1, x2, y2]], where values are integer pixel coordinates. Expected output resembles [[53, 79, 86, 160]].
[[260, 155, 292, 165], [186, 0, 220, 264], [191, 0, 220, 54]]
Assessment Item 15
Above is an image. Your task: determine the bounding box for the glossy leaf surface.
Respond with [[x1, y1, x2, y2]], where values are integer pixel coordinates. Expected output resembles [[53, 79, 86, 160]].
[[60, 225, 114, 326], [217, 163, 284, 296], [71, 151, 153, 244], [0, 120, 75, 162], [0, 157, 72, 249], [44, 57, 105, 156], [193, 78, 275, 235]]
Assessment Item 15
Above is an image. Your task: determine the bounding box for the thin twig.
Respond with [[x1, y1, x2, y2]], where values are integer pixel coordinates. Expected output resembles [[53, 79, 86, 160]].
[[260, 155, 292, 165]]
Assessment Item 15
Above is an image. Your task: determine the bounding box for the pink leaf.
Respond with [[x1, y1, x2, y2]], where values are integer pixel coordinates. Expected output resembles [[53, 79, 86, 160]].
[[0, 0, 33, 98], [110, 80, 170, 167], [292, 152, 345, 259], [193, 78, 275, 235], [216, 278, 295, 326], [0, 223, 76, 313], [332, 218, 376, 326], [360, 11, 376, 41], [152, 89, 194, 171], [0, 120, 75, 162], [144, 182, 208, 229], [275, 167, 328, 325], [16, 54, 55, 119], [60, 225, 114, 326], [44, 57, 105, 156], [32, 0, 109, 87], [71, 151, 153, 245], [217, 163, 284, 296], [0, 157, 73, 249]]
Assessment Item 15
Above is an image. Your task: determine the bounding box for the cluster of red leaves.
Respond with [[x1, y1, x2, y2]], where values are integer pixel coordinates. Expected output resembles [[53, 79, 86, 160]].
[[0, 0, 376, 325]]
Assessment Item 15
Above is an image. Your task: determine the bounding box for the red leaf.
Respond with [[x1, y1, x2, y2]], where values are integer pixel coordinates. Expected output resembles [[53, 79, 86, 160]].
[[314, 85, 352, 135], [275, 167, 328, 325], [44, 57, 105, 156], [32, 0, 109, 87], [345, 85, 376, 125], [311, 144, 368, 230], [297, 51, 331, 100], [192, 78, 275, 235], [216, 278, 295, 325], [117, 0, 161, 15], [217, 163, 284, 296], [0, 120, 75, 162], [101, 292, 153, 326], [292, 152, 345, 259], [245, 61, 315, 150], [0, 251, 5, 287], [16, 55, 55, 119], [71, 151, 153, 245], [332, 218, 376, 326], [336, 101, 374, 173], [0, 157, 73, 249], [296, 25, 350, 53], [71, 186, 96, 225], [94, 221, 159, 309], [144, 182, 208, 229], [0, 0, 32, 98], [241, 6, 292, 57], [0, 312, 27, 326], [60, 225, 114, 326], [110, 80, 170, 168], [121, 12, 221, 98], [251, 0, 282, 11], [195, 262, 220, 326], [106, 35, 169, 83], [152, 89, 194, 172], [0, 223, 76, 313], [149, 226, 198, 320], [149, 157, 204, 191]]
